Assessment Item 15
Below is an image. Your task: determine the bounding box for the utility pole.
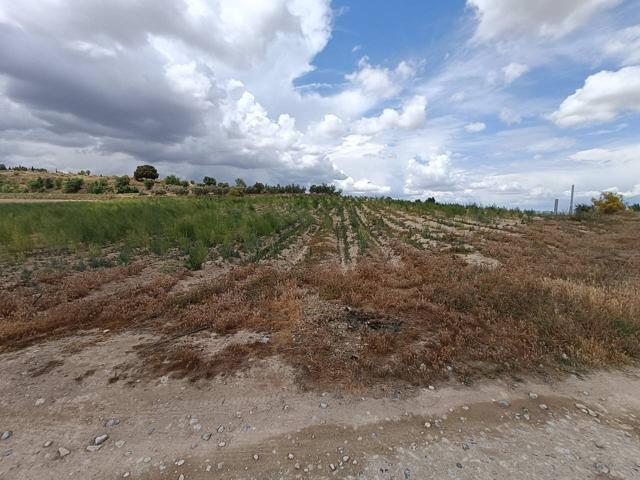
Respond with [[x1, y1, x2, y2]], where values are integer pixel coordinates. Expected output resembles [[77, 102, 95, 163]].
[[554, 199, 559, 215], [569, 184, 575, 215]]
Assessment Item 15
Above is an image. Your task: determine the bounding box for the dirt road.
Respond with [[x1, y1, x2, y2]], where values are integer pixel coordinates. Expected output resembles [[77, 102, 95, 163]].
[[1, 329, 639, 479]]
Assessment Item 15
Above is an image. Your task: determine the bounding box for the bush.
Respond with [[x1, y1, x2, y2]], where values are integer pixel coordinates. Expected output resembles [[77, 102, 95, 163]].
[[143, 179, 155, 190], [168, 185, 189, 195], [77, 170, 91, 176], [228, 186, 244, 197], [203, 176, 217, 186], [54, 178, 63, 190], [86, 178, 111, 194], [27, 177, 45, 192], [63, 177, 84, 193], [630, 204, 640, 212], [0, 164, 6, 171], [115, 176, 139, 194], [154, 188, 167, 196], [134, 165, 159, 181], [592, 192, 626, 214], [574, 204, 594, 215], [43, 177, 54, 189], [309, 183, 340, 195], [165, 175, 188, 187]]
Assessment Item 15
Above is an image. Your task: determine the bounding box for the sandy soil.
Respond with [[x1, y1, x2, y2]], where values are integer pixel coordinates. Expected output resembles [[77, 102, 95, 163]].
[[1, 329, 639, 480]]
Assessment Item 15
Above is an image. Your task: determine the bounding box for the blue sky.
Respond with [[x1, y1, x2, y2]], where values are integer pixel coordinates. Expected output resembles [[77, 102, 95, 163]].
[[0, 0, 639, 209]]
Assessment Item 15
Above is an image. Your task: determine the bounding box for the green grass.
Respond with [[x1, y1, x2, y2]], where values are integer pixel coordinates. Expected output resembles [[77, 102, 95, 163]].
[[0, 196, 315, 265]]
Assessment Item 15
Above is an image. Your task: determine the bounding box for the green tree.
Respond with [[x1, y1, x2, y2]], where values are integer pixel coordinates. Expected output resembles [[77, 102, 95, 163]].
[[203, 176, 217, 186], [134, 165, 159, 181]]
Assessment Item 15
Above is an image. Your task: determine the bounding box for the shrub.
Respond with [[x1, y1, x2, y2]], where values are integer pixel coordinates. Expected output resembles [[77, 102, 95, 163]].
[[574, 204, 594, 215], [165, 176, 188, 187], [0, 164, 6, 171], [43, 177, 54, 189], [54, 178, 63, 190], [86, 178, 111, 194], [154, 188, 167, 196], [168, 185, 189, 195], [77, 170, 91, 176], [115, 175, 139, 194], [592, 192, 626, 214], [228, 186, 244, 197], [28, 177, 45, 192], [309, 183, 340, 195], [630, 204, 640, 212], [63, 177, 84, 193], [143, 179, 155, 190], [134, 164, 159, 181]]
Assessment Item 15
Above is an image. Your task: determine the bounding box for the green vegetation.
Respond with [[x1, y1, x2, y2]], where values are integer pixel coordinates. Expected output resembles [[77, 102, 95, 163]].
[[63, 177, 84, 193], [0, 196, 317, 269], [133, 165, 159, 181]]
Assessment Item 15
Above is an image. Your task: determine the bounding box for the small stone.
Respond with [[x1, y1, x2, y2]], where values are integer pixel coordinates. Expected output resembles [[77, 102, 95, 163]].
[[43, 440, 52, 447], [320, 402, 328, 409], [424, 422, 431, 428], [329, 463, 336, 471], [294, 462, 301, 469], [288, 453, 295, 459], [206, 465, 212, 472], [1, 431, 11, 441], [94, 434, 109, 446], [456, 462, 463, 469], [122, 473, 130, 478], [86, 445, 102, 452], [428, 385, 435, 390], [2, 449, 12, 457], [115, 440, 126, 448], [176, 459, 185, 466], [528, 392, 538, 400], [587, 409, 598, 417], [217, 425, 225, 433], [104, 419, 120, 428], [178, 475, 185, 480], [253, 454, 259, 461], [201, 433, 212, 441], [595, 463, 610, 474], [35, 398, 45, 406], [58, 447, 70, 458], [499, 400, 510, 408], [595, 441, 606, 449], [143, 456, 151, 463], [342, 455, 350, 462], [218, 441, 226, 448], [539, 404, 548, 410], [575, 403, 587, 410]]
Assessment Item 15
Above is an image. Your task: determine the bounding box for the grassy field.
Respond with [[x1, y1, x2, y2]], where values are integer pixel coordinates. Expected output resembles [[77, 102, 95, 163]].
[[0, 195, 638, 391]]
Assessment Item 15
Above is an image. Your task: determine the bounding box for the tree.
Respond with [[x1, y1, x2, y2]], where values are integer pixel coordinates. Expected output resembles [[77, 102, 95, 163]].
[[134, 165, 159, 181], [235, 178, 247, 189], [592, 192, 626, 214], [203, 176, 217, 186], [0, 164, 6, 171]]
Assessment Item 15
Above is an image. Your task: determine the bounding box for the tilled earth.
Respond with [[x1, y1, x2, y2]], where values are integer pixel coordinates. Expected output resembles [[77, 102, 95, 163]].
[[1, 202, 639, 479]]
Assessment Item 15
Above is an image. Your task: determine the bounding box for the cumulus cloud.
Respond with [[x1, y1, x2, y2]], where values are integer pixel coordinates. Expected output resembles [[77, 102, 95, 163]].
[[550, 66, 640, 127], [334, 177, 391, 195], [404, 153, 462, 194], [502, 62, 530, 83], [467, 0, 621, 40], [464, 122, 486, 133], [353, 96, 427, 135], [345, 57, 415, 101]]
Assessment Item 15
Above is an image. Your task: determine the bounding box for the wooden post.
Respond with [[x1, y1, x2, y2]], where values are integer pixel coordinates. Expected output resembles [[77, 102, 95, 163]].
[[554, 199, 559, 215]]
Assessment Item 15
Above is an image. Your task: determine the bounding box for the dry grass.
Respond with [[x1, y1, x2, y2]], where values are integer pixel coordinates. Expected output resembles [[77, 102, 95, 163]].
[[1, 204, 639, 392]]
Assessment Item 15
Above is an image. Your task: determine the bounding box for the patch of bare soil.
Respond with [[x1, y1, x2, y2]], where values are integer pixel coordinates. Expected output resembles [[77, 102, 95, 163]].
[[1, 329, 639, 479]]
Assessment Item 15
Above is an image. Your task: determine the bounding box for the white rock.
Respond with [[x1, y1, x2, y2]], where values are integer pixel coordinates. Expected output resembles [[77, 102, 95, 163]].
[[528, 393, 538, 399], [176, 459, 185, 466], [1, 431, 11, 441], [94, 434, 109, 445], [320, 402, 328, 409], [288, 453, 295, 459], [115, 440, 126, 448], [253, 454, 259, 460], [58, 447, 70, 458], [217, 425, 225, 433], [35, 398, 45, 406], [86, 445, 102, 452]]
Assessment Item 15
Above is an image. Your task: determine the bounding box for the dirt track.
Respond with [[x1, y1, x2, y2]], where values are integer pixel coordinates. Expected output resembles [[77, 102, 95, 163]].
[[1, 329, 639, 479]]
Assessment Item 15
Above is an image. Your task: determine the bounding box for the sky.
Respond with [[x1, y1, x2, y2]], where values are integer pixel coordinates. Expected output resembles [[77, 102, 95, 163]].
[[0, 0, 639, 210]]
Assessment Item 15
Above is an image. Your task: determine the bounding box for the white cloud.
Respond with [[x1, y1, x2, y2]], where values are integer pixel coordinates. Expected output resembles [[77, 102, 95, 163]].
[[404, 153, 462, 193], [499, 108, 522, 125], [468, 0, 621, 40], [502, 62, 530, 84], [345, 57, 415, 101], [464, 122, 486, 132], [602, 26, 640, 66], [353, 95, 427, 135], [569, 144, 640, 165], [550, 66, 640, 127], [335, 177, 391, 195]]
